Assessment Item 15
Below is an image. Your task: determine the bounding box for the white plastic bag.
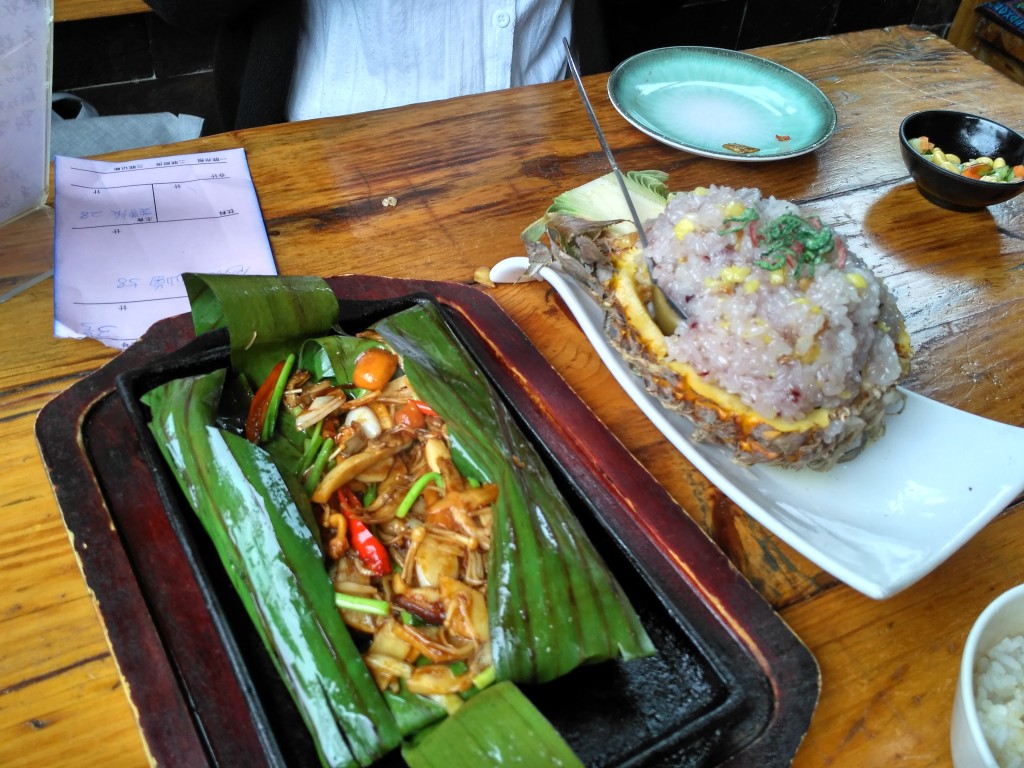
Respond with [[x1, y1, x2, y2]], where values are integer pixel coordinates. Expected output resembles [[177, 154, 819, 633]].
[[50, 92, 203, 159]]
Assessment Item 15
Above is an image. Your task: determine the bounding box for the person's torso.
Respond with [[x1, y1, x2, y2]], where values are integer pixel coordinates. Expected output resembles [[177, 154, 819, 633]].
[[288, 0, 572, 120]]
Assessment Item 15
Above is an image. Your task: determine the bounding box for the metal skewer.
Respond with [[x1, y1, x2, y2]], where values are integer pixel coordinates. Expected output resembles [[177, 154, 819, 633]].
[[562, 38, 685, 332]]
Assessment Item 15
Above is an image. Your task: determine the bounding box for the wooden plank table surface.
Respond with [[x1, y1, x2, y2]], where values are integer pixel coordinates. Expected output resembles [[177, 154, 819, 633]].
[[3, 25, 1023, 766]]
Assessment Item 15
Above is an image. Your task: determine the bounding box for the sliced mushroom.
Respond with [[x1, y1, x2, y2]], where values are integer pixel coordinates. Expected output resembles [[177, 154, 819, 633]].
[[405, 664, 474, 695], [311, 428, 415, 503]]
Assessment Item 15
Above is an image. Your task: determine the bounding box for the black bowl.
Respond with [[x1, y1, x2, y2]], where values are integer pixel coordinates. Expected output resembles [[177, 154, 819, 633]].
[[899, 110, 1024, 212]]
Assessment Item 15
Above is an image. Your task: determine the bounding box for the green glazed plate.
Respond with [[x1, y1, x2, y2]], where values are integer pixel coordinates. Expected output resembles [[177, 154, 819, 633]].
[[608, 46, 837, 161]]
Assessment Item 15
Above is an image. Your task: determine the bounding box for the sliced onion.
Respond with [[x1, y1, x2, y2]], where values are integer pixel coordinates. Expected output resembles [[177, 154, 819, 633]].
[[295, 394, 344, 432]]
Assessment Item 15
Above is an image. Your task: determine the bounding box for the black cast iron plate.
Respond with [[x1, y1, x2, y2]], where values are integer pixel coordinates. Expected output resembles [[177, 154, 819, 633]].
[[36, 275, 819, 767]]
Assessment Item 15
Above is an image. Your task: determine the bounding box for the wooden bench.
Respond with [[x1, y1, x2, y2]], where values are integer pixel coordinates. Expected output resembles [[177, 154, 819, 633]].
[[55, 0, 150, 23], [948, 0, 1024, 84]]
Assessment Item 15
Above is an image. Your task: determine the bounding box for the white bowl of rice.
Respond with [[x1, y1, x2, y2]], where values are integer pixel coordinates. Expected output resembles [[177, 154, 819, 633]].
[[952, 584, 1024, 767]]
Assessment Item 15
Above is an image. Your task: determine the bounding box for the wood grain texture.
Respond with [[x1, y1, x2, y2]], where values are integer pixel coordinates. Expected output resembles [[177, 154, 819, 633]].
[[3, 25, 1023, 766], [948, 0, 987, 52], [54, 0, 150, 22]]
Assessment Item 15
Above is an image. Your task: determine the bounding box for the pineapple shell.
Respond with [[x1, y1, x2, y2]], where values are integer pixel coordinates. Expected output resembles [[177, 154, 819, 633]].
[[528, 214, 912, 471]]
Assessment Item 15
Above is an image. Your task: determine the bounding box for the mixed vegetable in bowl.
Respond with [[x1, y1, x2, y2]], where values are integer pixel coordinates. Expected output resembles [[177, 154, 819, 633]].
[[908, 136, 1024, 183], [142, 274, 653, 767]]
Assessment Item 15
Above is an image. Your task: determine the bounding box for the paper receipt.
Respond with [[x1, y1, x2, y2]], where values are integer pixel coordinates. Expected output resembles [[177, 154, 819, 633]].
[[53, 148, 277, 350]]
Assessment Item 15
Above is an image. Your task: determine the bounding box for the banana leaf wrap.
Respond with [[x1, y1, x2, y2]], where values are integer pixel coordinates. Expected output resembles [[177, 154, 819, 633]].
[[145, 371, 402, 768], [373, 302, 654, 683], [183, 273, 340, 383], [180, 273, 654, 679], [144, 274, 652, 763]]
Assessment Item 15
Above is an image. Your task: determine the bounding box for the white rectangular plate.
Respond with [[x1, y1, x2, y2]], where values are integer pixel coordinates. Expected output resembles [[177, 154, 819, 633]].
[[491, 256, 1024, 599]]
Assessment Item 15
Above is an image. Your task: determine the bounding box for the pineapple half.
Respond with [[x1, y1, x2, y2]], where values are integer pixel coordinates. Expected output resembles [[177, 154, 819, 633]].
[[522, 173, 912, 471]]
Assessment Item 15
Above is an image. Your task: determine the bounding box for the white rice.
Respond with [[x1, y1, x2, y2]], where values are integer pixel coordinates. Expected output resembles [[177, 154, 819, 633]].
[[976, 633, 1024, 766], [644, 185, 905, 424]]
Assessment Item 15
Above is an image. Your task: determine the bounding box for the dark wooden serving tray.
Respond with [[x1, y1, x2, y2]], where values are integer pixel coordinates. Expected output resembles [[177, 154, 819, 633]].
[[36, 275, 819, 767]]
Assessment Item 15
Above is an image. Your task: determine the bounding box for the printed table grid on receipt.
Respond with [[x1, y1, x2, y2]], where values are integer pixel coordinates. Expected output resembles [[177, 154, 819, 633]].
[[53, 149, 277, 350]]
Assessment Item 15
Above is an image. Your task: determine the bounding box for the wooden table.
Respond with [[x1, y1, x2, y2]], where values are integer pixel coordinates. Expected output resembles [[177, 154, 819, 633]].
[[3, 25, 1022, 767]]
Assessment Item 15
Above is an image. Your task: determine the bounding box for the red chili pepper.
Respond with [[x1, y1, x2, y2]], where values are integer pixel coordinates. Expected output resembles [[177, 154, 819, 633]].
[[245, 360, 286, 443], [337, 487, 391, 576], [412, 400, 438, 417]]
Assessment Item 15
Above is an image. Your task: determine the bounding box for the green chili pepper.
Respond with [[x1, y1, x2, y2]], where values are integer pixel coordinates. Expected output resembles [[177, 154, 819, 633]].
[[400, 610, 428, 626], [362, 482, 378, 506], [294, 423, 326, 475]]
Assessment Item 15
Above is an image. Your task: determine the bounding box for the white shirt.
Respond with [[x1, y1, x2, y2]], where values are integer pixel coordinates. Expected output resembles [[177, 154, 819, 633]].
[[287, 1, 573, 120]]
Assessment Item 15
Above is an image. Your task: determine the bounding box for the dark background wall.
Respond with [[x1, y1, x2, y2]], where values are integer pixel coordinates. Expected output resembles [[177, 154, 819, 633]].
[[52, 0, 961, 138], [52, 12, 220, 131], [599, 0, 959, 61]]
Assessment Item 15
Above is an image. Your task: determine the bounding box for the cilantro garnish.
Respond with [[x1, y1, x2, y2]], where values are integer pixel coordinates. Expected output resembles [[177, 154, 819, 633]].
[[719, 206, 835, 278]]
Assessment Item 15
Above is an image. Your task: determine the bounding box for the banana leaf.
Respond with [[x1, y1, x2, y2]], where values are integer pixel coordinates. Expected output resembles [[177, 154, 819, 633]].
[[183, 273, 340, 383], [148, 274, 652, 763], [145, 371, 401, 767], [373, 302, 655, 683], [181, 274, 653, 680], [401, 682, 584, 768]]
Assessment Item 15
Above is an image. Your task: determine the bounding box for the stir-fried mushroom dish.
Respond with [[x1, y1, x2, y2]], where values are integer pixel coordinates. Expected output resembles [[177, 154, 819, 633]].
[[285, 336, 496, 699]]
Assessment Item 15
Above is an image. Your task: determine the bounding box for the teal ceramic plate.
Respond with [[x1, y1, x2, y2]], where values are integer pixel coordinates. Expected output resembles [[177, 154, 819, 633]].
[[608, 47, 837, 161]]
